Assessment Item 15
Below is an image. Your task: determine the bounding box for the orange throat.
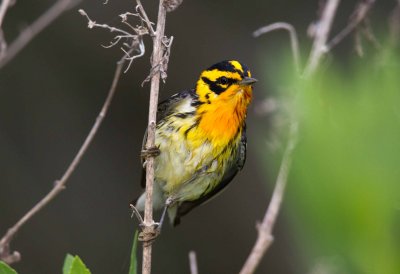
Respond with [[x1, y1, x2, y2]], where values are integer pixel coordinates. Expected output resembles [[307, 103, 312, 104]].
[[196, 87, 252, 146]]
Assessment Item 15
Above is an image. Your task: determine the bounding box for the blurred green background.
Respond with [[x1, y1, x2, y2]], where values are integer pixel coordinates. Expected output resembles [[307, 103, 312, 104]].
[[1, 0, 399, 273]]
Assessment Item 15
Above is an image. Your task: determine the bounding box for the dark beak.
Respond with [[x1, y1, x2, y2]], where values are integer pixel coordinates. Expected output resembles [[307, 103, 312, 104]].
[[239, 77, 258, 86]]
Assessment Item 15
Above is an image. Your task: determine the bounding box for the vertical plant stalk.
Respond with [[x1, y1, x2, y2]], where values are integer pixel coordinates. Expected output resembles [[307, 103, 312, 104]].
[[141, 1, 167, 274]]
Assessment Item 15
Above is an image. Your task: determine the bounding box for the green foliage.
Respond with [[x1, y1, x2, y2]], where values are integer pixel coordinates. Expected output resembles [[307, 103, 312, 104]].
[[0, 262, 17, 274], [267, 49, 400, 273], [63, 254, 91, 274], [129, 230, 139, 274]]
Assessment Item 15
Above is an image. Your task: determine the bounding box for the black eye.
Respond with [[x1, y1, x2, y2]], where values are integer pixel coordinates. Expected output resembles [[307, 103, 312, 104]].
[[219, 77, 228, 85]]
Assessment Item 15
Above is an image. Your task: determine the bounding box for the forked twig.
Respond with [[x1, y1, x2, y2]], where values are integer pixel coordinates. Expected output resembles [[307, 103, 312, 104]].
[[79, 7, 149, 73], [136, 0, 155, 36]]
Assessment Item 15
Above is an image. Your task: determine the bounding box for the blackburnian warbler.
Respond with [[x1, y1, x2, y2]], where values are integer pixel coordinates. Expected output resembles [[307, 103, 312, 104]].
[[134, 60, 256, 226]]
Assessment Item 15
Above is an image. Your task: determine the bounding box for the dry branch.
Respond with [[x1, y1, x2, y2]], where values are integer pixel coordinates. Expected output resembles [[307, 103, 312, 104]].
[[0, 55, 127, 265], [239, 122, 298, 274], [0, 0, 82, 69], [140, 0, 168, 272], [79, 8, 147, 72]]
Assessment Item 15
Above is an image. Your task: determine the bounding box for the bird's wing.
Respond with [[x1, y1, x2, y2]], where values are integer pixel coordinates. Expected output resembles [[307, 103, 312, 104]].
[[172, 129, 247, 226], [140, 89, 196, 187], [157, 89, 196, 121]]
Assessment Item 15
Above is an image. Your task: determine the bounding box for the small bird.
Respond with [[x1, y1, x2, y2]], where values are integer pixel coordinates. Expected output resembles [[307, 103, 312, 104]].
[[134, 60, 256, 226]]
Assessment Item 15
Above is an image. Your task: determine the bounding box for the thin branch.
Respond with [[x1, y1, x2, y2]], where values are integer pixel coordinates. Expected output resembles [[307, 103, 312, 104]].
[[240, 1, 342, 273], [135, 0, 155, 36], [79, 9, 132, 36], [253, 22, 301, 73], [79, 9, 148, 73], [326, 0, 375, 51], [0, 57, 126, 265], [0, 0, 81, 69], [239, 122, 298, 274], [141, 0, 169, 272], [189, 251, 199, 274], [304, 0, 341, 76]]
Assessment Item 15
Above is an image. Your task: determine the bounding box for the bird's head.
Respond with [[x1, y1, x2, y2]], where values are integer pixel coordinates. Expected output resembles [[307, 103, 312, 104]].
[[195, 60, 257, 106]]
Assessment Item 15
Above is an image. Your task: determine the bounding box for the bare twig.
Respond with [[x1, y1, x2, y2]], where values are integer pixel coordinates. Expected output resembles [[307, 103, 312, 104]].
[[240, 1, 342, 273], [304, 0, 340, 76], [326, 0, 375, 51], [79, 8, 148, 73], [239, 122, 298, 274], [0, 56, 127, 265], [189, 251, 199, 274], [0, 0, 81, 69], [79, 9, 132, 36], [253, 22, 301, 73], [136, 0, 155, 36]]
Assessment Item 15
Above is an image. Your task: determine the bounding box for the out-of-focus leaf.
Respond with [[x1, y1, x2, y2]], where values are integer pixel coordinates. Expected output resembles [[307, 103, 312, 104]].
[[262, 48, 400, 273], [0, 261, 17, 274]]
